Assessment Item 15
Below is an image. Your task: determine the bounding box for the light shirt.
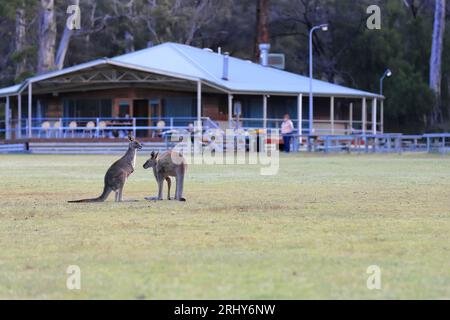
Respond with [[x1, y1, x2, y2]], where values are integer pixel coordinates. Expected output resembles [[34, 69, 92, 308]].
[[281, 119, 294, 135]]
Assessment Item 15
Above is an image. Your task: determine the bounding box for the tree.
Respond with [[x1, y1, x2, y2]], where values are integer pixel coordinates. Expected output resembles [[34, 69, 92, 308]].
[[14, 6, 27, 79], [401, 0, 428, 18], [134, 0, 229, 46], [429, 0, 446, 126], [253, 0, 270, 62], [0, 0, 446, 133], [0, 0, 36, 82], [37, 0, 56, 73], [55, 0, 80, 70]]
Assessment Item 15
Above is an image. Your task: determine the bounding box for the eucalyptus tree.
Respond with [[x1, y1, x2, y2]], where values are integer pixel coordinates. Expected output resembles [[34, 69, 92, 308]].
[[429, 0, 446, 126], [37, 0, 56, 73]]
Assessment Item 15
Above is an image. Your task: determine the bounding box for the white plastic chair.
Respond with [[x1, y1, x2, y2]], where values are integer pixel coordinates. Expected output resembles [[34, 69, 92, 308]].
[[84, 121, 96, 138], [156, 120, 166, 137], [97, 121, 107, 138], [53, 121, 62, 138], [40, 121, 51, 138], [157, 120, 166, 128], [66, 121, 77, 138]]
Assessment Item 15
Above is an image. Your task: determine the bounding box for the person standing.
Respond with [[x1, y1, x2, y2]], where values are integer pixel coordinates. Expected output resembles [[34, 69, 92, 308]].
[[281, 114, 294, 153]]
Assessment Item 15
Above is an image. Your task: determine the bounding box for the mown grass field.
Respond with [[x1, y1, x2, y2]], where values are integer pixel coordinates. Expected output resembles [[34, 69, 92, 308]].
[[0, 153, 449, 299]]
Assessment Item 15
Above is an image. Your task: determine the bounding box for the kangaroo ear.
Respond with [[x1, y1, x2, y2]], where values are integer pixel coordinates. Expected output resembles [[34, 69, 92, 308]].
[[150, 151, 155, 158]]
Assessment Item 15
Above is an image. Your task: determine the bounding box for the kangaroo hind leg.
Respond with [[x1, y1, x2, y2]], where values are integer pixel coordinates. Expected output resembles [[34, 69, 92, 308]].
[[175, 174, 186, 202], [117, 186, 124, 202], [166, 177, 172, 200]]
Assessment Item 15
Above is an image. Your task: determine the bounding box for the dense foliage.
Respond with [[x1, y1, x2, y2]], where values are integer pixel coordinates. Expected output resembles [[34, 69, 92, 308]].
[[0, 0, 448, 133]]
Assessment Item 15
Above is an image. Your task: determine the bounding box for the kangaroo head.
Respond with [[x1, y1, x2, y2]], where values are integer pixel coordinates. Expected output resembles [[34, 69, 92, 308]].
[[128, 135, 143, 150], [143, 151, 159, 169]]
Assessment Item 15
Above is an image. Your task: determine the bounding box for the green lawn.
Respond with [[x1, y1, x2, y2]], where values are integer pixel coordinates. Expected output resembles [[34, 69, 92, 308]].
[[0, 153, 449, 299]]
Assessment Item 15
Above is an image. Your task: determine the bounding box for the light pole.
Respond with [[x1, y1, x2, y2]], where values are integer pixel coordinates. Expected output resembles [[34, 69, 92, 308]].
[[309, 24, 328, 136], [380, 68, 392, 95]]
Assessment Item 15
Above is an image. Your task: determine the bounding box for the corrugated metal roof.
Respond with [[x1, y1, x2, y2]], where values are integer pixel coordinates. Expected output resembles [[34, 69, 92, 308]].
[[0, 42, 381, 98], [113, 42, 381, 98], [0, 84, 22, 97], [0, 59, 108, 97]]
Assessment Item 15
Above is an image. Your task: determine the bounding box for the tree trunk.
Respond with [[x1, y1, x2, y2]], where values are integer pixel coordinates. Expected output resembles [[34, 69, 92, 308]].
[[37, 0, 56, 74], [429, 0, 446, 126], [124, 31, 135, 53], [55, 0, 81, 70], [55, 30, 72, 70], [253, 0, 270, 63], [14, 8, 27, 80]]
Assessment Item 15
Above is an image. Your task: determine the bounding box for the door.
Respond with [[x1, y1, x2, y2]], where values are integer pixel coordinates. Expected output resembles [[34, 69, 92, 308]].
[[133, 99, 150, 137]]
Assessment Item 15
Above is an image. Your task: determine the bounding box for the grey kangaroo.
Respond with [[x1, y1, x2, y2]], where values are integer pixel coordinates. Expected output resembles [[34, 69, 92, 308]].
[[69, 135, 143, 203], [143, 150, 187, 201]]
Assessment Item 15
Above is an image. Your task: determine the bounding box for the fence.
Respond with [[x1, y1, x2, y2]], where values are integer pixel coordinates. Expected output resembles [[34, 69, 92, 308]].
[[2, 133, 450, 155], [424, 133, 450, 153], [238, 118, 380, 135], [289, 133, 449, 154], [288, 133, 403, 153], [2, 116, 384, 140], [0, 116, 221, 140], [2, 115, 450, 155]]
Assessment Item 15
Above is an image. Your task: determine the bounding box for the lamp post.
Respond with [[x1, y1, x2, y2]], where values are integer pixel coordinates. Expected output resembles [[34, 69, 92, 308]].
[[309, 24, 328, 136], [380, 68, 392, 95]]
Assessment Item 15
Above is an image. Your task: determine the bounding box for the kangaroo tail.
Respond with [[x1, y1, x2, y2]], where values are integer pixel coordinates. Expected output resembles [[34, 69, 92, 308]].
[[68, 185, 111, 203]]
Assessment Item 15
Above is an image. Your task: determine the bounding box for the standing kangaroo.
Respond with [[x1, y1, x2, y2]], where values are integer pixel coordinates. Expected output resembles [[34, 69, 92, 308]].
[[69, 136, 143, 203], [143, 150, 187, 201]]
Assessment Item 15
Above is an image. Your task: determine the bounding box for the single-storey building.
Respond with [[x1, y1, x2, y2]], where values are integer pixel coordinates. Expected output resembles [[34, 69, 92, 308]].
[[0, 42, 383, 140]]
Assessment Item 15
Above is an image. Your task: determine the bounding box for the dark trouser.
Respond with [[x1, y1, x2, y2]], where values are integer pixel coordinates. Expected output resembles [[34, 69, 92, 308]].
[[283, 134, 291, 153]]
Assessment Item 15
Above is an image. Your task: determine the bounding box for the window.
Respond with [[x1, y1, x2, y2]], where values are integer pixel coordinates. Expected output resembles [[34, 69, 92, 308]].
[[118, 101, 130, 118], [63, 99, 112, 118], [163, 97, 196, 118]]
